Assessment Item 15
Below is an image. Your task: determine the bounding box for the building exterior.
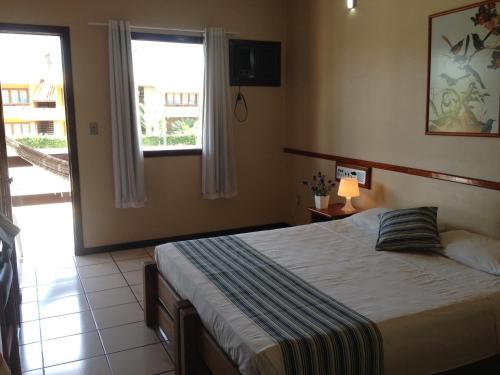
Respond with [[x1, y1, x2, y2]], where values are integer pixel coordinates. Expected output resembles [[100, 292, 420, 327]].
[[138, 85, 201, 136], [1, 81, 66, 139]]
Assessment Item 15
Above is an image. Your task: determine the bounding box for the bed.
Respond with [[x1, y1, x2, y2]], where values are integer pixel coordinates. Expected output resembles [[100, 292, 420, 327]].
[[144, 215, 500, 375]]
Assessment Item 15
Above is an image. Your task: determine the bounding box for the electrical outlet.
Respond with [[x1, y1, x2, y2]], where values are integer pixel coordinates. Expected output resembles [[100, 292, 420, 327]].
[[89, 122, 99, 135], [336, 165, 367, 185]]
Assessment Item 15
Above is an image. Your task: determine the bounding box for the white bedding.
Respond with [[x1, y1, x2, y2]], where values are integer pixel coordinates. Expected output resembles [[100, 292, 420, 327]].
[[155, 220, 500, 375]]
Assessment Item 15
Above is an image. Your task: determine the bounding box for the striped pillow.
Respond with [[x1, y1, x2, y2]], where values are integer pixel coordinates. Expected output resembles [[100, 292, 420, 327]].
[[376, 207, 441, 251]]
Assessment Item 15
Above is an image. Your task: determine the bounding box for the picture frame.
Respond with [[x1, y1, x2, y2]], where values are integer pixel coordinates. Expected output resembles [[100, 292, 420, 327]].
[[426, 1, 500, 137]]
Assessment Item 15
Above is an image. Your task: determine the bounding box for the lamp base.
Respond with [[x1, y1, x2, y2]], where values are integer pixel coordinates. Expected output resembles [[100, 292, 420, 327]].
[[341, 197, 356, 213]]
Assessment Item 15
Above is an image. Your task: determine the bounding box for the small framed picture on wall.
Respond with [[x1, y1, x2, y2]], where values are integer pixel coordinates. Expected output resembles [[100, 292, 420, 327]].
[[426, 1, 500, 137]]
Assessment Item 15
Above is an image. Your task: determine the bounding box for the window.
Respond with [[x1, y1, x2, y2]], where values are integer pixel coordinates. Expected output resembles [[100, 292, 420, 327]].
[[4, 122, 33, 137], [165, 92, 199, 107], [37, 121, 54, 135], [131, 33, 204, 156], [34, 101, 56, 108], [1, 88, 30, 105], [138, 86, 145, 105]]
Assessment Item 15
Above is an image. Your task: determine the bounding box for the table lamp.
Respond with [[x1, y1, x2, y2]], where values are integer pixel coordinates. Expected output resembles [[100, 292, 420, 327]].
[[338, 177, 360, 213]]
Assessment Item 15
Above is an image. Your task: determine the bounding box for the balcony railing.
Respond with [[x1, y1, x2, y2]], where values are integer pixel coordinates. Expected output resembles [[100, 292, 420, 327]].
[[2, 106, 65, 122]]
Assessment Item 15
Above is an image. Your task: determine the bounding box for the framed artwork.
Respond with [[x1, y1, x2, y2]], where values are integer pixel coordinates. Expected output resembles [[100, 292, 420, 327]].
[[426, 1, 500, 137]]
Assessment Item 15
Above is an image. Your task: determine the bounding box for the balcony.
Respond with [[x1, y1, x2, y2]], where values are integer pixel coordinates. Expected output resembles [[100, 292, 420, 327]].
[[3, 105, 65, 122]]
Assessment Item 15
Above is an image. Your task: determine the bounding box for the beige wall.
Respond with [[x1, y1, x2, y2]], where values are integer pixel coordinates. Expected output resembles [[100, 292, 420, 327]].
[[285, 0, 500, 239], [0, 0, 287, 248], [2, 0, 498, 247]]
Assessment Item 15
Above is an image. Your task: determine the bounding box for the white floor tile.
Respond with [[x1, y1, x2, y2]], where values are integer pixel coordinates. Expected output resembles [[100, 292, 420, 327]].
[[92, 302, 143, 329], [86, 287, 135, 310], [38, 293, 89, 319], [116, 256, 152, 273], [21, 286, 38, 303], [74, 252, 112, 267], [40, 311, 96, 341], [108, 343, 173, 375], [37, 279, 83, 302], [123, 270, 142, 286], [44, 355, 111, 375], [20, 273, 37, 288], [21, 302, 39, 322], [130, 284, 144, 301], [22, 369, 44, 375], [20, 342, 43, 372], [37, 267, 79, 286], [19, 243, 178, 375], [42, 331, 104, 367], [19, 320, 41, 345], [81, 274, 127, 293], [100, 321, 159, 354], [111, 248, 148, 261], [36, 257, 75, 271], [77, 262, 120, 278], [17, 261, 37, 275]]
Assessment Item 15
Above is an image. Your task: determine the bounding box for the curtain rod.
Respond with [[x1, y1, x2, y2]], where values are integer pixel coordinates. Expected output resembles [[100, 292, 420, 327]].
[[88, 22, 238, 36]]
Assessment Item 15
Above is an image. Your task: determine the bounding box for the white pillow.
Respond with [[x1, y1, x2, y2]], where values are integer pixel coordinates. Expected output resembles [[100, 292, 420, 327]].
[[345, 208, 391, 232], [439, 230, 500, 276]]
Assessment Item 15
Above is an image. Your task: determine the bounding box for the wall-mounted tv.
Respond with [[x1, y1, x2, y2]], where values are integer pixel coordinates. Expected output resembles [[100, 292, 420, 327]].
[[229, 39, 281, 87]]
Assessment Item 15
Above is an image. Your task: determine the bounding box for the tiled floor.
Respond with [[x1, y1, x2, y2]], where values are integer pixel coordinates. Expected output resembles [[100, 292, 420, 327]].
[[18, 246, 174, 375]]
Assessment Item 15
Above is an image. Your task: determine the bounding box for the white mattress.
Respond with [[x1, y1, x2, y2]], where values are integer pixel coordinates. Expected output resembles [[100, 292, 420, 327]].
[[155, 220, 500, 375]]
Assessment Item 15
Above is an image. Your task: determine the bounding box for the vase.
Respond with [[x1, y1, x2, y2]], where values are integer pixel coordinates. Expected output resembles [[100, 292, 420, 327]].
[[314, 195, 330, 209]]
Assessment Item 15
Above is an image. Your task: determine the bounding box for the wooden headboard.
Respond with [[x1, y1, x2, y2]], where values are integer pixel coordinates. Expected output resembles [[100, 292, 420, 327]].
[[284, 148, 500, 191]]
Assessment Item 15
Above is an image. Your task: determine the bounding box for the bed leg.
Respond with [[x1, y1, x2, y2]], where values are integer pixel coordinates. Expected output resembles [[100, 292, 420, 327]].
[[143, 261, 158, 327], [179, 305, 201, 375]]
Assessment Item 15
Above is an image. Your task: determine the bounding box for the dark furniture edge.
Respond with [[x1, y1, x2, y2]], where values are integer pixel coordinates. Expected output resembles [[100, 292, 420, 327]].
[[143, 149, 202, 158]]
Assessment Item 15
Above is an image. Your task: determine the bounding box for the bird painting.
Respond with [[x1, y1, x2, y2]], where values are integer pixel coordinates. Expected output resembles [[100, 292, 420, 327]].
[[481, 119, 496, 133], [439, 73, 471, 86], [428, 2, 499, 136], [442, 36, 464, 55], [463, 64, 487, 89]]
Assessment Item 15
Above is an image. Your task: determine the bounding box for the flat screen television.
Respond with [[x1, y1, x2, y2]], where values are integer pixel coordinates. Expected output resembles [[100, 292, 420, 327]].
[[229, 39, 281, 87]]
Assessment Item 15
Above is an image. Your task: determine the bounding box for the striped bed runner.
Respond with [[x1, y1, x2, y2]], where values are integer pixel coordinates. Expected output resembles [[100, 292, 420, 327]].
[[174, 235, 383, 375]]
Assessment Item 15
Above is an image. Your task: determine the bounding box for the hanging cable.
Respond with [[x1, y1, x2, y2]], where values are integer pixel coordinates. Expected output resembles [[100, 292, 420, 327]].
[[233, 86, 248, 123]]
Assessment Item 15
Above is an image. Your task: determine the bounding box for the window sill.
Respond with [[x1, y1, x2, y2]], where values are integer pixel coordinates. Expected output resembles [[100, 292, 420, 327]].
[[143, 149, 202, 158]]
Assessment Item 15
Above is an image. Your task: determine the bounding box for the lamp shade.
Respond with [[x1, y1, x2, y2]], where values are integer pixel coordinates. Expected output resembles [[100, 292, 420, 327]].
[[338, 178, 360, 198]]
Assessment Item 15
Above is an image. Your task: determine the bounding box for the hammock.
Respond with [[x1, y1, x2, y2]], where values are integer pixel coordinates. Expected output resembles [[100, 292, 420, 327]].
[[6, 137, 70, 180]]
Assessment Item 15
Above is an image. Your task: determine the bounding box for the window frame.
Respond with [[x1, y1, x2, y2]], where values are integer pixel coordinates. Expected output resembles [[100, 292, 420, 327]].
[[2, 88, 30, 106], [131, 32, 204, 158]]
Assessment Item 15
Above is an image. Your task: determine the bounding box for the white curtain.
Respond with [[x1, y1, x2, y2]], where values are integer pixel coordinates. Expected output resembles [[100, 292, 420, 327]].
[[108, 20, 146, 208], [202, 27, 237, 199]]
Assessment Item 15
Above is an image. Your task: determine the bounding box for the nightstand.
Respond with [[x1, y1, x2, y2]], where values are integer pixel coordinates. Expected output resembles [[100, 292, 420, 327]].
[[308, 203, 359, 223]]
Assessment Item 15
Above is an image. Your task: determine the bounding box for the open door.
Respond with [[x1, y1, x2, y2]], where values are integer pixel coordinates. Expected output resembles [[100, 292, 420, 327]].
[[0, 99, 12, 219], [0, 24, 83, 261], [0, 75, 22, 375]]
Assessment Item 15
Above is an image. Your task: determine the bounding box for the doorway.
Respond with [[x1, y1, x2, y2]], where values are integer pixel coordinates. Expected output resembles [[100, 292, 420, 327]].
[[0, 24, 82, 265]]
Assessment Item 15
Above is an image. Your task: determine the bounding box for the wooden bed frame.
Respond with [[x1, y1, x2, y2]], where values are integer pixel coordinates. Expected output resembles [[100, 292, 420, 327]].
[[143, 261, 500, 375], [144, 261, 240, 375]]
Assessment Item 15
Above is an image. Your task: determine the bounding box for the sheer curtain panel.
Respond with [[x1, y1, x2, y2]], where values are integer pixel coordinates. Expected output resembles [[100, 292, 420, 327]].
[[109, 20, 146, 208], [202, 27, 237, 199]]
